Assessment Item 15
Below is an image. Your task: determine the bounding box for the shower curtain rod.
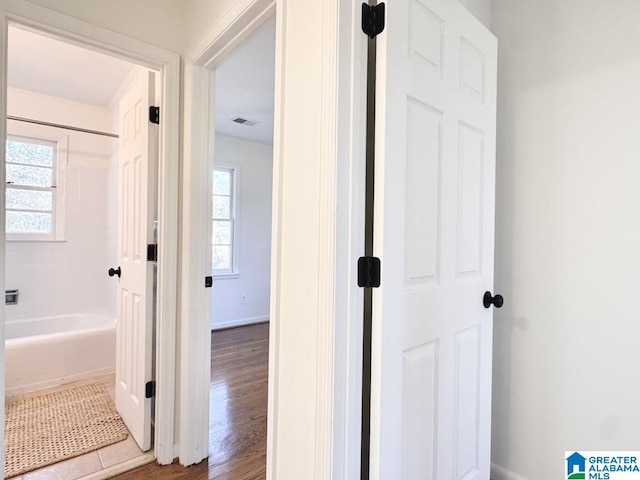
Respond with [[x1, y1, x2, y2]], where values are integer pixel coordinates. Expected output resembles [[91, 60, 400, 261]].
[[6, 115, 119, 139]]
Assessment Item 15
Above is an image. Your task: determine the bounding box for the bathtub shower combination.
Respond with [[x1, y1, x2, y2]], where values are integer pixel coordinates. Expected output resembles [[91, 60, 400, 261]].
[[5, 313, 116, 397]]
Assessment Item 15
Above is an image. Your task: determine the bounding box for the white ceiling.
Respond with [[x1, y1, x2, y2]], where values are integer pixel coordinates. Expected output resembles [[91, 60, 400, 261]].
[[214, 17, 276, 145], [7, 26, 136, 108]]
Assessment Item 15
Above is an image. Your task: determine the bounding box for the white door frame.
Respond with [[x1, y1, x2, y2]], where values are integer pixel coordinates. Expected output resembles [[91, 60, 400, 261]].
[[0, 0, 180, 467], [180, 0, 277, 466], [181, 0, 367, 476]]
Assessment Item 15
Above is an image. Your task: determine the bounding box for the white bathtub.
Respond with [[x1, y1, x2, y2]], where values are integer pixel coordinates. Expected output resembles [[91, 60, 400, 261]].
[[5, 313, 116, 397]]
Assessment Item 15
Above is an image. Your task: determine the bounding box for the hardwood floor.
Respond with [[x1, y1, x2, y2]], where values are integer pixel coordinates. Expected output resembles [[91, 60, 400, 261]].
[[110, 323, 269, 480]]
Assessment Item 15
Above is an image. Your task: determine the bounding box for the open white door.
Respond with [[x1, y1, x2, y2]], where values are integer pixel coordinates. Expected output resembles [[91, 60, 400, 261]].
[[370, 1, 497, 478], [115, 69, 158, 452]]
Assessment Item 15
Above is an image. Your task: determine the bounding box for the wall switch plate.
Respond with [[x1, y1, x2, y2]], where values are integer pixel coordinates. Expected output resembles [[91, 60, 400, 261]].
[[240, 294, 247, 305]]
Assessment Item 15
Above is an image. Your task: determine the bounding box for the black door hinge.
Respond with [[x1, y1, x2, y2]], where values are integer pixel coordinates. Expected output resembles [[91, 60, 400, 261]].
[[362, 3, 385, 39], [147, 244, 158, 262], [145, 381, 156, 399], [149, 106, 160, 124], [358, 256, 381, 288], [205, 276, 213, 288]]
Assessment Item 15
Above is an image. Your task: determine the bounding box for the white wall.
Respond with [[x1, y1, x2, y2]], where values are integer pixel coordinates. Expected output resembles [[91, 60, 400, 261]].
[[184, 0, 238, 55], [491, 1, 640, 478], [5, 88, 117, 322], [211, 134, 272, 329], [458, 0, 492, 28], [105, 141, 119, 318]]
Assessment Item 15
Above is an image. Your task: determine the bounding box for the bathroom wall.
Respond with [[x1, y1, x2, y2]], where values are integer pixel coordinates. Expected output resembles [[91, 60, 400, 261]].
[[211, 134, 272, 329], [5, 87, 117, 322], [105, 140, 118, 319]]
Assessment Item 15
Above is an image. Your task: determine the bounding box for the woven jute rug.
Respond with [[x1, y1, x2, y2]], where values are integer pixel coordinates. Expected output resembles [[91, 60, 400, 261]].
[[4, 383, 128, 478]]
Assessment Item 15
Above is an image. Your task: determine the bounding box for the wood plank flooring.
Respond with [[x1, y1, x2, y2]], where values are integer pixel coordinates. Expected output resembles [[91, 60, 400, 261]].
[[110, 323, 269, 480]]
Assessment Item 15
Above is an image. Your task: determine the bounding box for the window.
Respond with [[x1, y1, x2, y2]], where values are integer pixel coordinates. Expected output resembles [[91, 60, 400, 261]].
[[5, 133, 66, 241], [212, 167, 236, 274]]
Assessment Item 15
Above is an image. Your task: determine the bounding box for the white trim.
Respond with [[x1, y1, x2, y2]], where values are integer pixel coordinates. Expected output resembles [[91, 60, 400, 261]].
[[181, 0, 276, 468], [265, 1, 366, 477], [0, 15, 7, 474], [179, 61, 213, 466], [330, 2, 368, 478], [187, 0, 275, 69], [0, 0, 180, 467], [314, 0, 340, 477], [211, 315, 269, 331], [266, 5, 282, 476], [491, 462, 530, 480], [213, 272, 240, 280], [154, 53, 180, 466]]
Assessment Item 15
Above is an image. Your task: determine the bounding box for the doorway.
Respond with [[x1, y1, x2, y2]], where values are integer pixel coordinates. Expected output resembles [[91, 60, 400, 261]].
[[2, 24, 155, 478], [0, 6, 180, 471], [207, 15, 275, 477], [177, 0, 368, 473]]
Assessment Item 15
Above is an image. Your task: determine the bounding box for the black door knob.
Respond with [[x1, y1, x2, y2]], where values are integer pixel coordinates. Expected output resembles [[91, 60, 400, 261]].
[[108, 267, 121, 278], [483, 291, 503, 309]]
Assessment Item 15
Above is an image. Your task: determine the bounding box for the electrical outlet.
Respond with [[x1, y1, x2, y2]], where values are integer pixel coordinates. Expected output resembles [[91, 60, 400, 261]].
[[240, 294, 247, 305]]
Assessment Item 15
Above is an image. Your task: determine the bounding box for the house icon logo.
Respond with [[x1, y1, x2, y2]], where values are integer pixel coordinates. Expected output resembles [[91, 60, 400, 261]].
[[567, 452, 587, 479]]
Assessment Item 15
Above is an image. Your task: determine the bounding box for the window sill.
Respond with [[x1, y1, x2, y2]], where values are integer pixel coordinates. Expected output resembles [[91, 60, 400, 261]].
[[213, 272, 240, 280]]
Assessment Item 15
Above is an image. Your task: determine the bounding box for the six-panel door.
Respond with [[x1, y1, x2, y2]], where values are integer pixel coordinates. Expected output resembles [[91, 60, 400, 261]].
[[371, 0, 498, 478], [115, 69, 157, 452]]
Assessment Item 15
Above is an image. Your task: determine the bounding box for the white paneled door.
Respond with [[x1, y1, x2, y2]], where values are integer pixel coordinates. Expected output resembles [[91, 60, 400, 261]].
[[115, 70, 157, 451], [370, 1, 497, 479]]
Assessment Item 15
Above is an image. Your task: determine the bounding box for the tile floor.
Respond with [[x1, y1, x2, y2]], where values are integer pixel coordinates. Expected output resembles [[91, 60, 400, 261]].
[[6, 375, 148, 480]]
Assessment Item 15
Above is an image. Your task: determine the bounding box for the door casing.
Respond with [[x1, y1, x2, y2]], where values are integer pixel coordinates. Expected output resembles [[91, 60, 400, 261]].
[[0, 0, 180, 467]]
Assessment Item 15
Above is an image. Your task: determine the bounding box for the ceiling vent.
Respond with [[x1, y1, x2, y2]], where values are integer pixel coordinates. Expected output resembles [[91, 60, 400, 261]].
[[230, 116, 258, 127]]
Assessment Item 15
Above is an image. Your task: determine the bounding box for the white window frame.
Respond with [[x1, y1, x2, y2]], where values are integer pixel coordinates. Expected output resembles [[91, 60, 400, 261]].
[[5, 123, 68, 242], [212, 164, 239, 277]]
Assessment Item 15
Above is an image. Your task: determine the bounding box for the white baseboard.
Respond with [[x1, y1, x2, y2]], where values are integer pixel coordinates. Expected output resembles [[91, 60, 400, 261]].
[[173, 443, 181, 464], [491, 462, 529, 480], [211, 315, 269, 331]]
